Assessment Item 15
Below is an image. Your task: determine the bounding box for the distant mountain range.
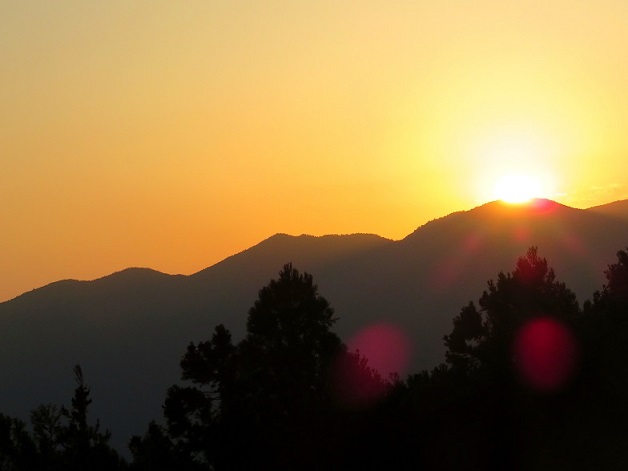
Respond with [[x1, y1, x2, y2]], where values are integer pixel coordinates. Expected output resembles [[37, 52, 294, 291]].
[[1, 198, 627, 453]]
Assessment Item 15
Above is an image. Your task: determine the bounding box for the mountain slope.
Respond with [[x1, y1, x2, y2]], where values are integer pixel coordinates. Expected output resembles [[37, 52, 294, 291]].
[[0, 199, 627, 453]]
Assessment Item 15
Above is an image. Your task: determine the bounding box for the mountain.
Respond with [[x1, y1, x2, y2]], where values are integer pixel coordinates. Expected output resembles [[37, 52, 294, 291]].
[[587, 199, 628, 219], [1, 198, 627, 453]]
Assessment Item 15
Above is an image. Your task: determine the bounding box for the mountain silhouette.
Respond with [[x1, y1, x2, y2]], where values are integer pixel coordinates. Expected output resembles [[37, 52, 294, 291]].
[[1, 198, 627, 453]]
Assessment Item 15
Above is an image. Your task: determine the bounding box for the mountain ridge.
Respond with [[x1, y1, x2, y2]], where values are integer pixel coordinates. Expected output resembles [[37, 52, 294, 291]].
[[1, 197, 627, 453], [5, 199, 608, 301]]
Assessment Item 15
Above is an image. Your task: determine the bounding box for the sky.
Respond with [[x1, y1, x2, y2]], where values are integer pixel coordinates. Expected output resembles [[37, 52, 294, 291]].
[[2, 1, 628, 302]]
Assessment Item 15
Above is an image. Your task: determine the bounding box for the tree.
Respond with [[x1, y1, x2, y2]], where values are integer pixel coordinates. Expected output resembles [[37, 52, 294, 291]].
[[444, 247, 580, 379], [0, 414, 37, 470], [235, 263, 342, 432], [577, 248, 628, 466], [0, 366, 125, 471], [151, 322, 236, 469], [146, 263, 384, 470], [30, 403, 63, 467], [589, 248, 628, 310], [59, 365, 124, 471], [128, 421, 189, 471], [442, 248, 582, 468], [580, 248, 628, 385]]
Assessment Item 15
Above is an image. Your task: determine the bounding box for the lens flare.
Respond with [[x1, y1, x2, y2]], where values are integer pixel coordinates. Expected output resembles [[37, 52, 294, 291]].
[[330, 350, 388, 409], [347, 323, 411, 379], [514, 317, 578, 391], [330, 323, 411, 409]]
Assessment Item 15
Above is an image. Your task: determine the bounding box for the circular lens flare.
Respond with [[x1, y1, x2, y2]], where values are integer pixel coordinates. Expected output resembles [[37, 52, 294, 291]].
[[346, 323, 411, 379], [514, 317, 578, 391], [330, 323, 412, 409]]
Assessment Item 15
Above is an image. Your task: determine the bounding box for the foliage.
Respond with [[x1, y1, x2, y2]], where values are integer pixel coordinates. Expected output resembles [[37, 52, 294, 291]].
[[10, 248, 628, 469], [133, 249, 628, 469], [444, 246, 580, 377], [0, 414, 37, 470], [589, 248, 628, 309], [0, 366, 125, 471], [58, 365, 123, 470], [128, 421, 192, 471], [30, 404, 62, 465], [133, 263, 385, 470], [437, 247, 628, 468]]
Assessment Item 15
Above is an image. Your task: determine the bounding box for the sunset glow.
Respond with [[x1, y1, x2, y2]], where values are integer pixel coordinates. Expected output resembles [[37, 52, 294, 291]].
[[493, 174, 543, 204], [1, 2, 628, 301]]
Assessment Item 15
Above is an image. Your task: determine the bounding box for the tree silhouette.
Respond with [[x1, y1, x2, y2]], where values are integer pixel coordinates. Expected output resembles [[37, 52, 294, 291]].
[[589, 248, 628, 309], [139, 249, 628, 469], [441, 247, 583, 468], [161, 326, 231, 468], [581, 248, 628, 385], [394, 247, 628, 469], [30, 403, 63, 466], [0, 414, 37, 470], [137, 263, 386, 470], [575, 248, 628, 467], [59, 365, 124, 470], [12, 248, 628, 469], [128, 421, 188, 471], [444, 247, 580, 379], [0, 366, 125, 470]]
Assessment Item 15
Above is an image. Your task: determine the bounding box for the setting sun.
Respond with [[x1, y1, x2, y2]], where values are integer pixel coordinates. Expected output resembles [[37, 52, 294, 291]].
[[493, 174, 543, 204]]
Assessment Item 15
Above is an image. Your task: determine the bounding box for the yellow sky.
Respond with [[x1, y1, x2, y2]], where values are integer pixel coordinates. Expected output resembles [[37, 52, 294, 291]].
[[1, 1, 628, 302]]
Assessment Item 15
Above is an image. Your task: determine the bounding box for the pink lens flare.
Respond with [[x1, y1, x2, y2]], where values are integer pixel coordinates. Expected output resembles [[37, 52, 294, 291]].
[[514, 317, 579, 392], [347, 323, 412, 379], [330, 323, 412, 409]]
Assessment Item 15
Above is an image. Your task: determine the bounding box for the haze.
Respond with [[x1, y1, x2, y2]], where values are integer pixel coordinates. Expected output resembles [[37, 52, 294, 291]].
[[2, 1, 627, 302]]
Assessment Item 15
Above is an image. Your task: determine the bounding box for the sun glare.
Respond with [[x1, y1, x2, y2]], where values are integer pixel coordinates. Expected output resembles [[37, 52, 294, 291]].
[[493, 174, 543, 204]]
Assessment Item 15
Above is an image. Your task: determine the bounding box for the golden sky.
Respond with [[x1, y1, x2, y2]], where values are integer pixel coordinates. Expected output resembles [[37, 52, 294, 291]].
[[2, 1, 628, 301]]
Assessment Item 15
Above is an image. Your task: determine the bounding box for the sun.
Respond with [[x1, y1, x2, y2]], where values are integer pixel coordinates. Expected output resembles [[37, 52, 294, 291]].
[[493, 174, 543, 204]]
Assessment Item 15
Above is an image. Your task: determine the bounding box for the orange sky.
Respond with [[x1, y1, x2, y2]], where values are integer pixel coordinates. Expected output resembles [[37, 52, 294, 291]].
[[2, 1, 628, 302]]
